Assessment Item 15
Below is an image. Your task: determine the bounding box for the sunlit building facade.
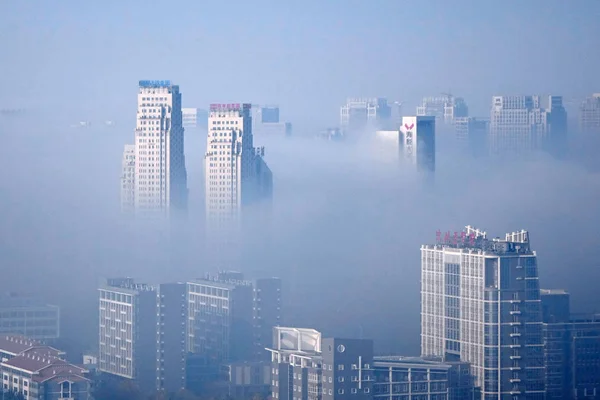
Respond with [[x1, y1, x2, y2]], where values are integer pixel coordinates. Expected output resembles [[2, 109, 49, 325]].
[[204, 103, 272, 265], [399, 116, 436, 174], [120, 80, 188, 218], [421, 226, 545, 399]]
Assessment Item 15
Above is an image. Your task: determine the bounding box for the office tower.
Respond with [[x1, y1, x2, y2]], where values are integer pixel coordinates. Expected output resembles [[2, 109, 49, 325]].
[[453, 117, 488, 156], [98, 278, 157, 391], [399, 116, 435, 173], [0, 336, 91, 400], [540, 290, 600, 399], [0, 293, 60, 341], [156, 282, 187, 394], [489, 95, 567, 156], [253, 278, 283, 360], [421, 226, 545, 398], [579, 93, 600, 134], [340, 98, 392, 134], [267, 327, 374, 400], [182, 107, 198, 128], [416, 95, 468, 125], [185, 276, 254, 393], [372, 356, 479, 400], [545, 96, 568, 158], [120, 144, 135, 213], [120, 80, 188, 217], [260, 106, 280, 123], [204, 103, 273, 265]]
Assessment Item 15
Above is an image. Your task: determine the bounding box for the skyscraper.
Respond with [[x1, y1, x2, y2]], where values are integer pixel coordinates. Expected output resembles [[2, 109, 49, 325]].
[[120, 144, 135, 213], [340, 98, 392, 134], [579, 93, 600, 134], [421, 226, 545, 398], [120, 80, 188, 217], [399, 116, 435, 174], [416, 95, 468, 125], [488, 95, 567, 157], [204, 103, 272, 265], [453, 117, 488, 157]]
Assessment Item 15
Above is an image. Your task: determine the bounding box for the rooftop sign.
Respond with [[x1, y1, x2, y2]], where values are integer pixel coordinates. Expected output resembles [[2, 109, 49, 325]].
[[139, 80, 172, 88], [210, 103, 251, 111]]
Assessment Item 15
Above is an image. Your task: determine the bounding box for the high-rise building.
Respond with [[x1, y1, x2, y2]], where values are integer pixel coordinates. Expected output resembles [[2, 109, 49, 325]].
[[267, 327, 374, 400], [340, 98, 392, 134], [0, 293, 60, 341], [399, 116, 435, 174], [98, 278, 157, 391], [260, 106, 280, 124], [579, 93, 600, 134], [120, 80, 188, 217], [421, 226, 545, 398], [182, 107, 198, 128], [253, 278, 283, 360], [489, 95, 567, 157], [156, 282, 187, 394], [204, 103, 272, 265], [540, 290, 600, 400], [416, 95, 468, 125], [374, 130, 401, 164], [185, 276, 254, 393], [453, 117, 488, 156], [120, 144, 135, 213], [372, 356, 479, 400]]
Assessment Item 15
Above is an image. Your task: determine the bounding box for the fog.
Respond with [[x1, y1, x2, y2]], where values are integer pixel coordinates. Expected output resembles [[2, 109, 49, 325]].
[[1, 0, 600, 365], [1, 109, 600, 358]]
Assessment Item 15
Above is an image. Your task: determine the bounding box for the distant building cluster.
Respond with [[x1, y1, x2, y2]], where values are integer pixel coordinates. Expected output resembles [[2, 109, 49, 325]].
[[0, 293, 60, 341]]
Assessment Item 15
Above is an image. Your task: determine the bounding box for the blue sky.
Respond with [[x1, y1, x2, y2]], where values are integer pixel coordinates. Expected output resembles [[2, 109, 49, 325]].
[[1, 0, 599, 126]]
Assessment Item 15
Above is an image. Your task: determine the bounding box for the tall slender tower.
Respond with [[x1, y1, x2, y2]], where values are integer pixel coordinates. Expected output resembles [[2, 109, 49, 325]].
[[204, 103, 272, 266], [120, 80, 188, 218], [421, 226, 545, 398]]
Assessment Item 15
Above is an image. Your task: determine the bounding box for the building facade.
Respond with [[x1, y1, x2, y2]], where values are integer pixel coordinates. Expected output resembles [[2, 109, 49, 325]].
[[416, 95, 468, 125], [0, 336, 91, 400], [0, 293, 60, 341], [372, 356, 479, 400], [98, 278, 157, 391], [453, 117, 488, 157], [120, 80, 188, 217], [579, 93, 600, 134], [268, 327, 374, 400], [340, 98, 392, 134], [204, 103, 272, 265], [421, 226, 545, 399], [120, 144, 135, 213], [182, 107, 198, 128], [399, 116, 436, 174], [254, 278, 283, 361]]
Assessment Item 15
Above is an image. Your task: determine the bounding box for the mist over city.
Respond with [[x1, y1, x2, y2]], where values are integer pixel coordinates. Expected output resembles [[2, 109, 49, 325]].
[[1, 1, 600, 400]]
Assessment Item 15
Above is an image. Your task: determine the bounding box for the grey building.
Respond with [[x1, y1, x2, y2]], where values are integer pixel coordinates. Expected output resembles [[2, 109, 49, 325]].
[[372, 356, 479, 400], [541, 290, 600, 399], [421, 226, 545, 399], [98, 278, 157, 392], [156, 282, 187, 394], [579, 93, 600, 134], [224, 360, 271, 399], [453, 117, 488, 157], [416, 95, 468, 126], [267, 327, 374, 400], [254, 277, 283, 360], [0, 293, 60, 341]]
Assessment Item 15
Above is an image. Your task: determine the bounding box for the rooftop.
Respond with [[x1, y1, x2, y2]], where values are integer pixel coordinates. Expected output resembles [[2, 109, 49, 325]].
[[0, 335, 40, 355], [424, 225, 533, 256]]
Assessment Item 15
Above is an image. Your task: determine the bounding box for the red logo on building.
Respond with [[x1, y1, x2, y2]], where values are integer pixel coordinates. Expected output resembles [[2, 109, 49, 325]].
[[404, 123, 414, 130]]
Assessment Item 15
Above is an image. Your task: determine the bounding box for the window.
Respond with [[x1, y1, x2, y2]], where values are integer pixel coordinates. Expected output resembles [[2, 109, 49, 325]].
[[338, 364, 345, 371], [338, 389, 345, 394]]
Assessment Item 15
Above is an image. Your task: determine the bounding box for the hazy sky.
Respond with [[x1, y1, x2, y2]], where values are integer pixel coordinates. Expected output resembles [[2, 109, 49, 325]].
[[2, 0, 600, 128]]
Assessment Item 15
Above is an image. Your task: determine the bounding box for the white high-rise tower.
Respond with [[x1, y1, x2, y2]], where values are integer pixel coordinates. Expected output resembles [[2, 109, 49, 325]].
[[120, 80, 188, 218], [204, 103, 272, 264]]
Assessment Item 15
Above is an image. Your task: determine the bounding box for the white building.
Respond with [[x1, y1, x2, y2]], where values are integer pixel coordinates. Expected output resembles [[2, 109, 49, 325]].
[[421, 226, 545, 398], [204, 103, 272, 261], [399, 116, 436, 173], [120, 80, 188, 218], [374, 130, 401, 163]]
